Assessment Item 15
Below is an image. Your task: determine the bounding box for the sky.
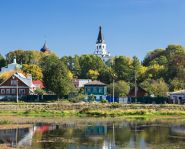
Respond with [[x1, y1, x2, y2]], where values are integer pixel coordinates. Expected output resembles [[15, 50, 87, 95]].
[[0, 0, 185, 60]]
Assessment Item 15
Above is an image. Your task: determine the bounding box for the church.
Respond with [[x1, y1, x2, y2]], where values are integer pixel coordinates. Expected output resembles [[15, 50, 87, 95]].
[[94, 26, 111, 61]]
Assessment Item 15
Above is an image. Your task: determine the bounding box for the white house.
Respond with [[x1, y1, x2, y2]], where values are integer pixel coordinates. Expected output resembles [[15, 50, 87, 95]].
[[168, 90, 185, 104], [72, 79, 92, 88], [0, 57, 22, 73]]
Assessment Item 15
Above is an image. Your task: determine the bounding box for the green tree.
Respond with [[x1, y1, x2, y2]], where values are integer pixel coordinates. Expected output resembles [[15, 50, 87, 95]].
[[40, 55, 75, 97], [113, 56, 132, 82], [79, 55, 105, 78], [0, 54, 6, 68], [108, 80, 130, 97], [140, 79, 168, 96]]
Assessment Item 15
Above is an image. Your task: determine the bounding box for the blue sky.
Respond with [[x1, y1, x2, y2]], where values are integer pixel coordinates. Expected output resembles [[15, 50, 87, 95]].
[[0, 0, 185, 60]]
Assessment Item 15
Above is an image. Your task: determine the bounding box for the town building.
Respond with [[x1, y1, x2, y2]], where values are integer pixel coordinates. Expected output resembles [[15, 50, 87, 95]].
[[72, 79, 92, 88], [0, 72, 35, 100], [32, 80, 45, 89], [94, 26, 110, 61], [168, 90, 185, 104], [0, 57, 22, 73], [128, 86, 148, 98], [84, 80, 107, 101]]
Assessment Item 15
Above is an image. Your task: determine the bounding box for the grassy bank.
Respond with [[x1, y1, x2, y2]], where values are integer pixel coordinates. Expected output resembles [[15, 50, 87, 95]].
[[0, 102, 185, 118]]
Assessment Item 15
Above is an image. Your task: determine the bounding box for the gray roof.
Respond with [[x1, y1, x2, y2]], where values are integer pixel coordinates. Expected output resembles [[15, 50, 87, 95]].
[[96, 26, 105, 44], [14, 73, 34, 88], [169, 90, 185, 95], [84, 80, 106, 86]]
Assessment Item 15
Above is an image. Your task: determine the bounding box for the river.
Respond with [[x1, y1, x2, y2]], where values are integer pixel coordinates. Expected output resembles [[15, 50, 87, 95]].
[[0, 118, 185, 149]]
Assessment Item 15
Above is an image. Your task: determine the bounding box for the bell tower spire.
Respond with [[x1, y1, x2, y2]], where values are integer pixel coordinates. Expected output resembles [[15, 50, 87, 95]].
[[94, 26, 110, 61]]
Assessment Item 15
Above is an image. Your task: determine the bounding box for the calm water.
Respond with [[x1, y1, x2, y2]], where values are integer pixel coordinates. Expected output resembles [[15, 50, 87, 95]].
[[1, 120, 185, 149]]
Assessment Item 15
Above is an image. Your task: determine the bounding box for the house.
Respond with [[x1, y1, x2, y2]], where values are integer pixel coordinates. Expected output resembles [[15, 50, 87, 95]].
[[128, 86, 148, 98], [168, 90, 185, 104], [72, 79, 92, 88], [32, 80, 45, 89], [0, 72, 35, 100], [0, 57, 22, 73], [84, 80, 107, 101]]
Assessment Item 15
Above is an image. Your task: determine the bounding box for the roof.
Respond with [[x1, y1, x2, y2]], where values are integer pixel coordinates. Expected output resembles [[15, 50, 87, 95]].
[[32, 80, 45, 88], [40, 41, 50, 52], [169, 90, 185, 95], [14, 73, 35, 88], [84, 80, 106, 86], [96, 26, 105, 44]]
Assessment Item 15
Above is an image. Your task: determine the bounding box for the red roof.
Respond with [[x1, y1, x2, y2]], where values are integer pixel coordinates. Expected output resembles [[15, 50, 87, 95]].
[[32, 80, 45, 89]]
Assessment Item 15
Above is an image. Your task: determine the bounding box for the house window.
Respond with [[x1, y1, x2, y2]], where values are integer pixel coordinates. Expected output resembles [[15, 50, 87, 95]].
[[11, 80, 17, 86], [11, 89, 16, 94], [87, 87, 91, 92], [93, 87, 97, 94], [99, 88, 103, 94], [1, 89, 5, 94], [6, 89, 10, 94], [19, 89, 25, 95]]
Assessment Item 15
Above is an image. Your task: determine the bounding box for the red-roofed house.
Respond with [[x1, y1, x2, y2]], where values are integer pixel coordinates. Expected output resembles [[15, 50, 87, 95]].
[[32, 80, 45, 89]]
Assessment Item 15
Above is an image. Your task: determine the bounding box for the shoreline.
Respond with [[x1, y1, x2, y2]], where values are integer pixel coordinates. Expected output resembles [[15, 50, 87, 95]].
[[0, 103, 184, 120]]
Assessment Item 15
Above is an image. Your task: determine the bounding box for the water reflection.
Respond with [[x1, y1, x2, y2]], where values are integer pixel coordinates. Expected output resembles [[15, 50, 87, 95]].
[[1, 121, 185, 148]]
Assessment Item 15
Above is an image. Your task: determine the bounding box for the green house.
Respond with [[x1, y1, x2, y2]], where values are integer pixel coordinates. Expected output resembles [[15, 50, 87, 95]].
[[84, 80, 107, 101]]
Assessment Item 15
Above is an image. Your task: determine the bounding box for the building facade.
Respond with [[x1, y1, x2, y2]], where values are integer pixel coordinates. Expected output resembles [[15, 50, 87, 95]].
[[84, 80, 107, 101], [0, 72, 35, 100]]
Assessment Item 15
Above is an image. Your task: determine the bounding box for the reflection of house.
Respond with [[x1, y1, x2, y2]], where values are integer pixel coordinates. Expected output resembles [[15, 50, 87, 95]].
[[85, 125, 107, 136], [170, 126, 185, 136], [0, 72, 35, 99], [72, 79, 92, 88], [128, 86, 148, 98], [0, 57, 22, 73], [0, 127, 30, 147], [84, 80, 107, 101], [168, 90, 185, 104]]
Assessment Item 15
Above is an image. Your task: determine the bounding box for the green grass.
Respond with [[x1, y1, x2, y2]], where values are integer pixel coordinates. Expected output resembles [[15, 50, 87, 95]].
[[0, 103, 185, 118]]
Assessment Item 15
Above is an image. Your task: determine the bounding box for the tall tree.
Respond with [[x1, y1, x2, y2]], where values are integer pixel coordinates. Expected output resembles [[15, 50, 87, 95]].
[[40, 55, 74, 97]]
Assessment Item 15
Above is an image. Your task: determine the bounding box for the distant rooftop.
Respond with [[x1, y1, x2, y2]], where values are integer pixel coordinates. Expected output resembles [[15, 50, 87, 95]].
[[84, 80, 106, 86]]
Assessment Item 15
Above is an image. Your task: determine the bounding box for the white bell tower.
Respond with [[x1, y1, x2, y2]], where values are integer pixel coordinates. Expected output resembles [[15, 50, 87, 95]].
[[94, 26, 110, 61]]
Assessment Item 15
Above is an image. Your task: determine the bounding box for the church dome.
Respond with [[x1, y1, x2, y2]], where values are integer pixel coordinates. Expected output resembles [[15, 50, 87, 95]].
[[40, 42, 50, 53]]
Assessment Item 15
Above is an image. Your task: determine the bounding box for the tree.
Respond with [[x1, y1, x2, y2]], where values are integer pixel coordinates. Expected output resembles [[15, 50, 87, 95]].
[[79, 55, 105, 78], [140, 79, 168, 96], [113, 56, 132, 82], [40, 55, 75, 97], [107, 80, 130, 97], [6, 50, 52, 65], [0, 54, 6, 69], [22, 64, 43, 80], [87, 69, 99, 80]]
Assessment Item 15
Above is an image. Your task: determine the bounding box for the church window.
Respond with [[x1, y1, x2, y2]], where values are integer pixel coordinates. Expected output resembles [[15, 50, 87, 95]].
[[99, 45, 101, 49]]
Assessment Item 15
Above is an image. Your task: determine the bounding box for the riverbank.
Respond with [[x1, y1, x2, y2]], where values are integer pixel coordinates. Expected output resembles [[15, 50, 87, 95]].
[[0, 102, 185, 118]]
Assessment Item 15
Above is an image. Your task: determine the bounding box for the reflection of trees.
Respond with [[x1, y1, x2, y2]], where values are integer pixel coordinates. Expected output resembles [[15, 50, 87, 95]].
[[107, 126, 131, 147], [142, 126, 169, 144]]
